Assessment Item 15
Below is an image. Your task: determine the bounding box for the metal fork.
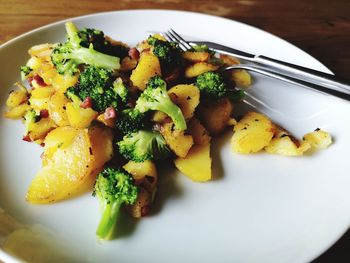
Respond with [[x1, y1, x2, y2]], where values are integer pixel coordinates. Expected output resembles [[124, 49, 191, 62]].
[[164, 29, 350, 102]]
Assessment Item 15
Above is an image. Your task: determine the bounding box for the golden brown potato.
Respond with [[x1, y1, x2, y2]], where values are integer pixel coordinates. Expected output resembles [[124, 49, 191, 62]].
[[231, 111, 274, 154], [219, 54, 252, 88], [174, 143, 211, 182], [126, 187, 153, 218], [168, 84, 200, 120], [187, 118, 211, 145], [29, 87, 55, 112], [231, 69, 252, 88], [130, 51, 161, 90], [66, 102, 98, 128], [220, 54, 240, 66], [265, 135, 311, 156], [160, 122, 194, 158], [3, 103, 30, 119], [51, 72, 78, 93], [303, 129, 332, 149], [174, 118, 212, 182], [26, 127, 95, 203], [184, 62, 219, 78], [48, 92, 70, 127], [28, 43, 54, 59], [88, 125, 114, 171], [182, 51, 210, 62], [6, 85, 28, 108], [197, 98, 233, 135], [123, 160, 158, 193], [28, 97, 50, 111], [27, 117, 57, 142], [40, 68, 57, 86]]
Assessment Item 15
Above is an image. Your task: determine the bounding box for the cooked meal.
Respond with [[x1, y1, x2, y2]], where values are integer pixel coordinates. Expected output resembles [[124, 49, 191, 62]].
[[3, 22, 332, 240]]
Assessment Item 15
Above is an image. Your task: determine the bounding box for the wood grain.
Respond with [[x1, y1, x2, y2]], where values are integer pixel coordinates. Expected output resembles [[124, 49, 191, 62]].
[[0, 0, 349, 262], [1, 0, 349, 78]]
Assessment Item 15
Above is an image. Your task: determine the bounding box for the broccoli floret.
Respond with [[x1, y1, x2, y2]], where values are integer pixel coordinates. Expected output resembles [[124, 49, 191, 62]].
[[24, 109, 39, 134], [227, 89, 245, 103], [135, 76, 186, 131], [20, 66, 32, 80], [113, 78, 128, 103], [65, 86, 82, 106], [65, 86, 85, 108], [51, 22, 120, 75], [65, 66, 123, 112], [115, 109, 148, 134], [195, 71, 228, 99], [191, 44, 211, 53], [93, 167, 138, 240], [117, 130, 171, 162], [147, 37, 181, 65], [78, 28, 129, 58], [78, 66, 118, 112]]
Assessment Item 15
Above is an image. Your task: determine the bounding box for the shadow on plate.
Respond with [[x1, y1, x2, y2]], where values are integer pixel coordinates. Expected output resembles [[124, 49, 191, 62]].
[[151, 162, 184, 216], [210, 129, 233, 181]]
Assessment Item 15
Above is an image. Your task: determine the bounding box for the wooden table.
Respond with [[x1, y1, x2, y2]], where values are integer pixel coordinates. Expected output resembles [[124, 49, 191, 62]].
[[0, 0, 349, 262]]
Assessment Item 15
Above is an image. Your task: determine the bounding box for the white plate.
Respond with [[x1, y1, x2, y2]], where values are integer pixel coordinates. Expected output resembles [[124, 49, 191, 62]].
[[1, 10, 350, 263]]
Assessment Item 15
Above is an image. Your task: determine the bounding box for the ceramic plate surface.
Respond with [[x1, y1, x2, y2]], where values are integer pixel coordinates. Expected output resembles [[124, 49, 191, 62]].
[[1, 10, 350, 263]]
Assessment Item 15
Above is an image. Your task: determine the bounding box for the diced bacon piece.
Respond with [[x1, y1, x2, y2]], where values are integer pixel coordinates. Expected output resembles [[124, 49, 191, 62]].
[[80, 97, 92, 109]]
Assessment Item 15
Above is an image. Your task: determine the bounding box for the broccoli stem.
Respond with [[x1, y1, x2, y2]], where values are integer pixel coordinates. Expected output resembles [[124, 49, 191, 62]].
[[96, 199, 123, 240], [156, 101, 186, 131], [62, 21, 120, 70], [68, 48, 120, 70], [65, 22, 80, 47]]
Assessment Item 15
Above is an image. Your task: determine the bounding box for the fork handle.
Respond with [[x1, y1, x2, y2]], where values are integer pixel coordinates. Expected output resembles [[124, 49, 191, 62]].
[[254, 55, 350, 94]]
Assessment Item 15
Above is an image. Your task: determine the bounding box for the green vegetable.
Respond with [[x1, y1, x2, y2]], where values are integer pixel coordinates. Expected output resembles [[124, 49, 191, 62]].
[[65, 86, 82, 106], [24, 109, 39, 134], [65, 66, 124, 112], [195, 71, 228, 99], [51, 22, 120, 75], [20, 66, 32, 80], [112, 78, 128, 103], [115, 109, 148, 134], [191, 44, 212, 53], [117, 130, 171, 162], [135, 76, 186, 131], [147, 36, 181, 65], [227, 89, 245, 103], [93, 167, 138, 240], [78, 28, 129, 58]]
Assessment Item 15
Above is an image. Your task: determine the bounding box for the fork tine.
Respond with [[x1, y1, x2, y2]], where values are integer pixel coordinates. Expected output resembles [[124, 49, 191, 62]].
[[164, 32, 188, 52], [169, 29, 192, 50], [167, 29, 190, 50]]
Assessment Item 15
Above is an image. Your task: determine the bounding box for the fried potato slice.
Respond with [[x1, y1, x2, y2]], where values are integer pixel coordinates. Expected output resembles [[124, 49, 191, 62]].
[[197, 98, 233, 136], [26, 127, 94, 203], [160, 122, 194, 158], [182, 51, 210, 62], [174, 143, 211, 182], [26, 125, 114, 204], [130, 51, 161, 90], [174, 118, 212, 182], [231, 112, 274, 154], [303, 129, 332, 149], [184, 62, 219, 78], [265, 135, 311, 156], [168, 84, 200, 120], [187, 118, 211, 145]]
